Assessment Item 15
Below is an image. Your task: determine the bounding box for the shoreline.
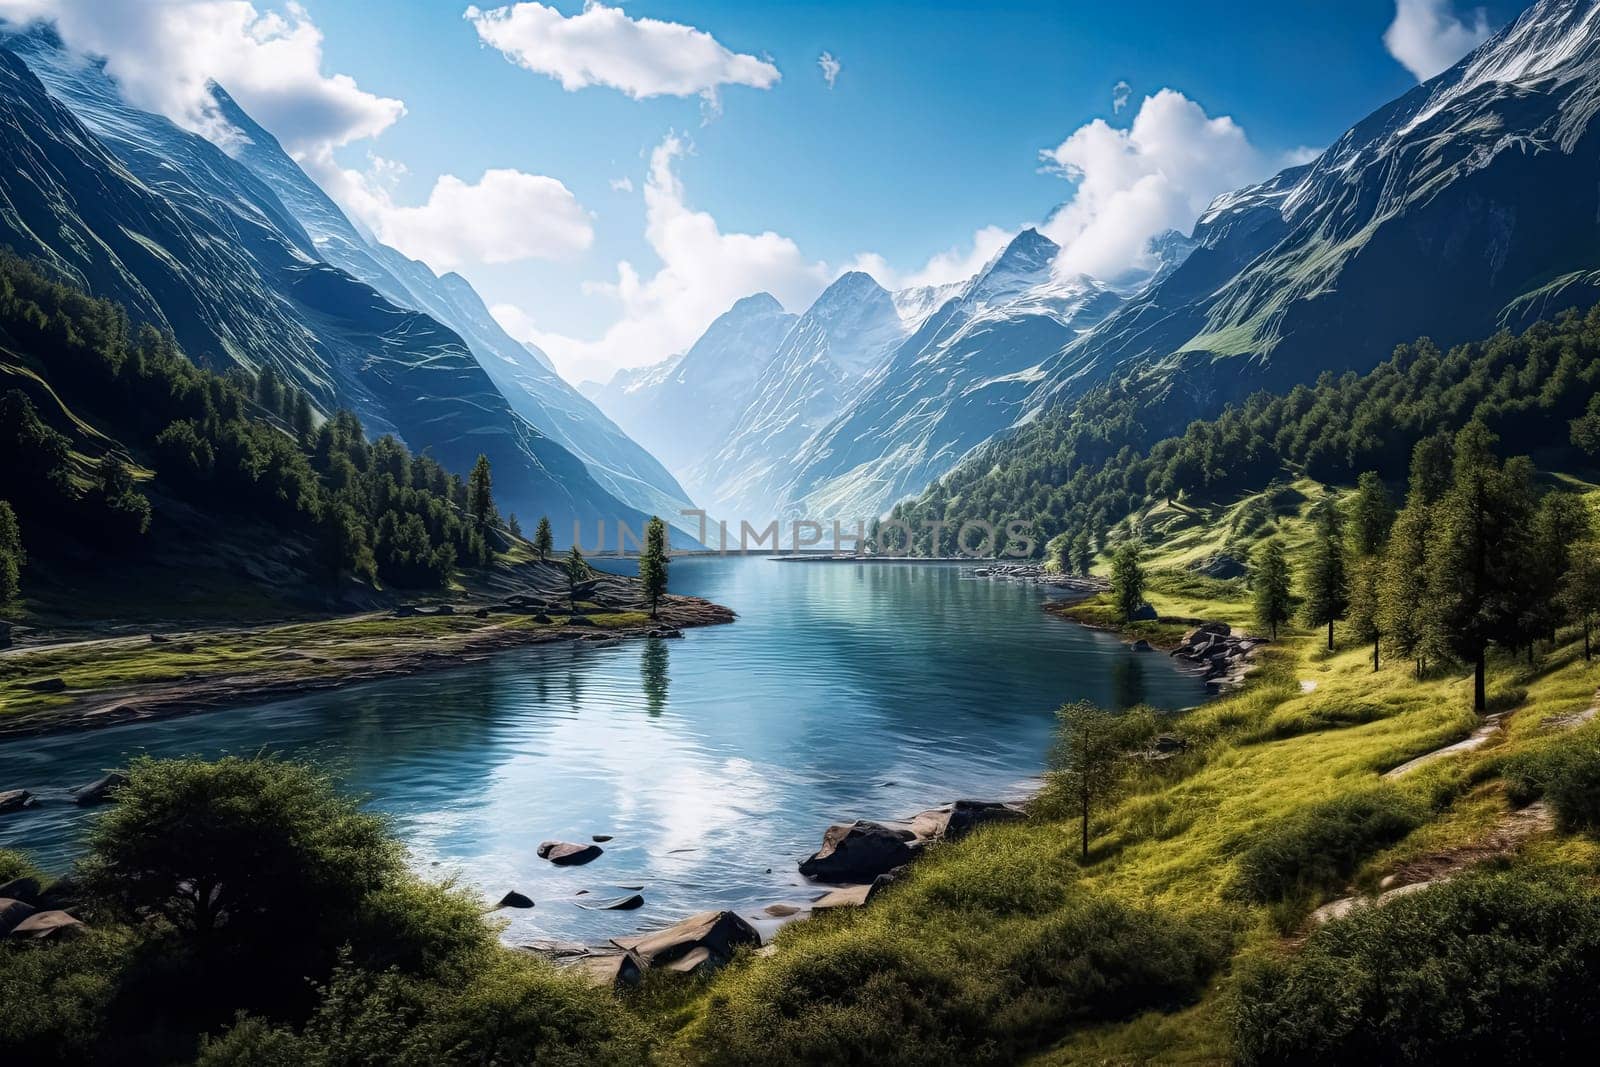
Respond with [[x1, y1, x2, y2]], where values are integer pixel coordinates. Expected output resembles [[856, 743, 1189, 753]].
[[0, 594, 734, 743]]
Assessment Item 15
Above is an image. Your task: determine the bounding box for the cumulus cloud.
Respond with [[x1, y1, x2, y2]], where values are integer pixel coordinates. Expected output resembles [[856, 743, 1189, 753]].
[[0, 0, 403, 157], [498, 133, 829, 383], [1384, 0, 1492, 82], [1112, 79, 1131, 114], [850, 225, 1014, 291], [356, 169, 593, 271], [465, 1, 779, 110], [609, 176, 635, 192], [1039, 88, 1265, 280], [818, 51, 840, 89]]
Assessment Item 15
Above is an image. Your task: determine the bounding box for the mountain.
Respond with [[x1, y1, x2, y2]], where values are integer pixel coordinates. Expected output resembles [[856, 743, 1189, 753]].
[[586, 293, 796, 476], [1032, 0, 1600, 428], [686, 271, 914, 522], [770, 229, 1132, 523], [0, 29, 651, 541], [197, 69, 699, 533]]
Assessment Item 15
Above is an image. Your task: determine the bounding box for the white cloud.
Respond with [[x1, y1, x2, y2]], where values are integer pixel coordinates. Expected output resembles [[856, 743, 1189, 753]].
[[850, 225, 1014, 291], [362, 169, 593, 271], [0, 0, 404, 157], [1039, 88, 1265, 280], [501, 133, 829, 383], [1281, 144, 1324, 167], [818, 51, 840, 89], [1384, 0, 1492, 82], [1112, 79, 1131, 114], [465, 1, 779, 110], [609, 176, 635, 192]]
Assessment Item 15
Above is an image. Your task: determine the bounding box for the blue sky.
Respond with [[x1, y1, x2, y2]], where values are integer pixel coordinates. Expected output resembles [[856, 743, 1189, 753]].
[[8, 0, 1534, 382]]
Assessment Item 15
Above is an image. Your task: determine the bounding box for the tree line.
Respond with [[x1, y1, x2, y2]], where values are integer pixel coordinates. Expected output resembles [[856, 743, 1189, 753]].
[[891, 307, 1600, 562], [0, 251, 508, 597]]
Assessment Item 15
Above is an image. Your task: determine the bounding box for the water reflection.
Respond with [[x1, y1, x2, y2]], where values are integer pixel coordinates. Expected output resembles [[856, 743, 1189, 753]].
[[641, 640, 669, 717]]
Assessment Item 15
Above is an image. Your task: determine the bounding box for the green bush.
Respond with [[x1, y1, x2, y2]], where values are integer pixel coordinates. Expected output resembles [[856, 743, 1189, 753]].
[[1503, 728, 1600, 830], [1229, 872, 1600, 1064], [0, 846, 41, 885], [690, 890, 1228, 1066], [0, 931, 131, 1065], [1229, 788, 1425, 902]]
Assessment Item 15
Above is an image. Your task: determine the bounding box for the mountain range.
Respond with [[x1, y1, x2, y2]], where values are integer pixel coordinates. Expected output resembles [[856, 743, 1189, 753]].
[[592, 0, 1600, 534]]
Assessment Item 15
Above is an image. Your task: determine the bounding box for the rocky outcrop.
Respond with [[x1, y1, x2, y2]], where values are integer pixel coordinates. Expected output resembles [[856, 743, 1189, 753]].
[[612, 909, 759, 974], [8, 910, 84, 940], [1169, 622, 1262, 692], [575, 893, 644, 911], [0, 789, 34, 815], [1189, 553, 1247, 580], [538, 841, 603, 866], [798, 799, 1026, 883], [495, 891, 533, 909], [0, 897, 36, 936], [0, 876, 40, 902]]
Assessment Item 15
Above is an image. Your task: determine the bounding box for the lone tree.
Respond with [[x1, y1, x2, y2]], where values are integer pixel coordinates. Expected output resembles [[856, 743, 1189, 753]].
[[534, 516, 553, 562], [1052, 700, 1155, 861], [1252, 538, 1292, 640], [507, 513, 522, 539], [1302, 497, 1349, 651], [563, 544, 588, 610], [639, 515, 669, 618], [1110, 540, 1145, 622], [468, 454, 493, 529], [1562, 540, 1600, 661], [1426, 422, 1535, 713]]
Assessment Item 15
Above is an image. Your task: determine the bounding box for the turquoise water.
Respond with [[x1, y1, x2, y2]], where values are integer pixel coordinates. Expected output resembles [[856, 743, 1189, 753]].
[[0, 558, 1206, 943]]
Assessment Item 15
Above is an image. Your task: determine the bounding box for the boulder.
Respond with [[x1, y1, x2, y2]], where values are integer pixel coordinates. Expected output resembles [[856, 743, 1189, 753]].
[[8, 910, 84, 941], [591, 834, 614, 842], [573, 951, 643, 989], [390, 605, 418, 618], [867, 867, 906, 903], [1180, 622, 1231, 645], [73, 772, 128, 806], [20, 677, 66, 693], [474, 608, 490, 619], [762, 903, 804, 918], [812, 884, 872, 910], [495, 891, 534, 909], [0, 876, 41, 903], [1128, 603, 1159, 622], [538, 841, 603, 866], [612, 909, 758, 972], [566, 616, 597, 627], [0, 897, 36, 936], [1130, 639, 1154, 652], [1191, 553, 1248, 580], [0, 789, 34, 815], [799, 820, 923, 883], [1151, 734, 1189, 755], [533, 614, 553, 624]]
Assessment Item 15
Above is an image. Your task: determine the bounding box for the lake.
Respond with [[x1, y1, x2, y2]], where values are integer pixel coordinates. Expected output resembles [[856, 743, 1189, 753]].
[[0, 558, 1207, 943]]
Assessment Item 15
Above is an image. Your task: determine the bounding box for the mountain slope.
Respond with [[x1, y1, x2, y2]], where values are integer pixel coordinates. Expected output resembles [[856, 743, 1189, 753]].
[[687, 272, 912, 521], [774, 229, 1129, 522], [587, 292, 796, 476], [0, 33, 647, 539], [197, 74, 699, 532], [1032, 0, 1600, 429]]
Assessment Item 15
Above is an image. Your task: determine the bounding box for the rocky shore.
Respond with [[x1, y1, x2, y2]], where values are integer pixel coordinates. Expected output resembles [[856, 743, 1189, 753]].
[[966, 564, 1108, 595]]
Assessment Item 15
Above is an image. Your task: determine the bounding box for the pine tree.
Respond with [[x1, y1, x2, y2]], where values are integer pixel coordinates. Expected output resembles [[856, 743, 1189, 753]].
[[1252, 538, 1292, 640], [507, 513, 522, 540], [1347, 471, 1395, 556], [1425, 422, 1536, 713], [1380, 496, 1437, 679], [639, 516, 669, 618], [1347, 554, 1383, 671], [0, 500, 23, 602], [534, 517, 553, 562], [1302, 498, 1349, 650], [1109, 540, 1145, 622], [467, 454, 493, 530], [1561, 541, 1600, 661], [1051, 701, 1153, 861], [564, 545, 588, 610], [1071, 529, 1094, 575], [1527, 491, 1592, 649], [291, 390, 315, 441]]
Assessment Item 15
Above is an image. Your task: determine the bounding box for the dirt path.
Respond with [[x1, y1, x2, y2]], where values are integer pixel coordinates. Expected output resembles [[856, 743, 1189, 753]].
[[1383, 712, 1508, 779]]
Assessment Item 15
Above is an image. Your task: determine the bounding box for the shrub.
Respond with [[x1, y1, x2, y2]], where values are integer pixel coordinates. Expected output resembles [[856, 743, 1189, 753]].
[[1503, 728, 1600, 830], [0, 931, 132, 1065], [1229, 872, 1600, 1064], [1229, 788, 1425, 903]]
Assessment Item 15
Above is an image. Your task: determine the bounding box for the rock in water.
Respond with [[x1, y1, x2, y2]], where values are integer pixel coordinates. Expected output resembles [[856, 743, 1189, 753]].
[[72, 772, 128, 806], [575, 893, 644, 911], [611, 910, 758, 974], [0, 789, 34, 815], [591, 834, 614, 842], [574, 951, 643, 990], [0, 877, 41, 903], [537, 841, 604, 866], [798, 820, 923, 883], [496, 891, 534, 909]]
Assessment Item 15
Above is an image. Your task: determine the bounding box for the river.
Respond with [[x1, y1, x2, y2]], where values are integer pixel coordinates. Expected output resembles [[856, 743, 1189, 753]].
[[0, 558, 1207, 942]]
